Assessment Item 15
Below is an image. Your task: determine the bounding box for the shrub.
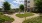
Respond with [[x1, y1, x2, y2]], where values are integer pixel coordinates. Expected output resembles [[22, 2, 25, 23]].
[[0, 12, 3, 15], [8, 10, 15, 14], [0, 18, 5, 23]]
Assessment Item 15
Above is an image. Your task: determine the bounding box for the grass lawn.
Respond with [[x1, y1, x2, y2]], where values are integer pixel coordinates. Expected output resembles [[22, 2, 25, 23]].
[[16, 13, 34, 18], [22, 14, 42, 23], [0, 12, 14, 22], [0, 15, 14, 22], [22, 16, 42, 23]]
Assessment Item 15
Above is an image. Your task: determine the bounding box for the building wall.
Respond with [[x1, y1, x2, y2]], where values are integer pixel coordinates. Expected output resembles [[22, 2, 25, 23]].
[[27, 0, 30, 8], [27, 0, 34, 8], [24, 0, 35, 12], [30, 0, 34, 8], [24, 0, 27, 12]]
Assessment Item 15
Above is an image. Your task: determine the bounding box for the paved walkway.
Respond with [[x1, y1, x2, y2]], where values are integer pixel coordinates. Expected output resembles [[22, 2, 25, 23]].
[[4, 13, 39, 23]]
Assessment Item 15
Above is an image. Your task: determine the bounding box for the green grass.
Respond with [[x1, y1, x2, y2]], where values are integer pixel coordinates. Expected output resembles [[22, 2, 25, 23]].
[[22, 16, 42, 23], [16, 13, 34, 18], [0, 15, 14, 22], [0, 12, 14, 22], [22, 17, 42, 23]]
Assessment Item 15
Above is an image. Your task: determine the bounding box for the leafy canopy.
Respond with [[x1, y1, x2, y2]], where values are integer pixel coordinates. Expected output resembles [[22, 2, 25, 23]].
[[3, 1, 11, 11]]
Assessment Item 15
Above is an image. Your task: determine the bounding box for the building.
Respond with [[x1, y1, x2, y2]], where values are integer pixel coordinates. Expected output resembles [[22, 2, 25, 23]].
[[24, 0, 34, 12]]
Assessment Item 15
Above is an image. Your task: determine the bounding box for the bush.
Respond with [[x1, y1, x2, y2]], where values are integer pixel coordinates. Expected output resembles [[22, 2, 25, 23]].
[[0, 12, 3, 15], [0, 18, 5, 23], [8, 10, 15, 14]]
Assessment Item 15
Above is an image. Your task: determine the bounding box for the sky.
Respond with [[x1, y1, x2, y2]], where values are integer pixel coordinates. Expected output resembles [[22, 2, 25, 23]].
[[0, 0, 24, 9]]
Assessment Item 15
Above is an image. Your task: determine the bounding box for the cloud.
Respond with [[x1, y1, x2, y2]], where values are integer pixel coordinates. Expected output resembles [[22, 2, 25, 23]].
[[10, 0, 24, 9], [0, 0, 5, 3], [11, 0, 24, 8], [10, 3, 19, 9], [12, 0, 24, 4], [0, 0, 5, 8]]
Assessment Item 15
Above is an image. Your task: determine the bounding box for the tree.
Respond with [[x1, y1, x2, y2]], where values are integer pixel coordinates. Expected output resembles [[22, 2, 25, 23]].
[[35, 0, 42, 13], [19, 4, 24, 14], [19, 4, 24, 11], [3, 1, 11, 11]]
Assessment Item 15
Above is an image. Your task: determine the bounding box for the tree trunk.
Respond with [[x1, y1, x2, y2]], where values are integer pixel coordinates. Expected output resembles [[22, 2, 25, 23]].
[[19, 8, 20, 14]]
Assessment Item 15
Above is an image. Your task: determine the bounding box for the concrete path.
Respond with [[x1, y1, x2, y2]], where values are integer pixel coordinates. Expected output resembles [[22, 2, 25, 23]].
[[4, 13, 39, 23]]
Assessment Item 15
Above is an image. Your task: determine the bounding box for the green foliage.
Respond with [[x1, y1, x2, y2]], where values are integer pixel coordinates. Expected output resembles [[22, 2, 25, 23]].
[[0, 18, 5, 23], [35, 0, 42, 13], [0, 15, 14, 22], [0, 12, 14, 23], [3, 1, 11, 11], [8, 10, 15, 14], [22, 16, 42, 23], [16, 13, 34, 18], [15, 8, 19, 12], [19, 4, 24, 11], [0, 12, 3, 15]]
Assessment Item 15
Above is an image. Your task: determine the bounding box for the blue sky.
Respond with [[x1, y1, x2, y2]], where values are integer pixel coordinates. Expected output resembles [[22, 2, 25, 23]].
[[0, 0, 24, 9]]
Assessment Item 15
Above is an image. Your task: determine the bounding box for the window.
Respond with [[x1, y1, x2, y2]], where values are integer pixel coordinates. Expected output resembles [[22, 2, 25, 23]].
[[28, 1, 30, 3], [28, 5, 30, 7]]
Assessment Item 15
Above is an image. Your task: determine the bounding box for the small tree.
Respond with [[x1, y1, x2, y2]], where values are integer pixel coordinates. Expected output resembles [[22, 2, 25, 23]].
[[19, 4, 24, 12], [3, 1, 11, 11], [19, 4, 24, 14]]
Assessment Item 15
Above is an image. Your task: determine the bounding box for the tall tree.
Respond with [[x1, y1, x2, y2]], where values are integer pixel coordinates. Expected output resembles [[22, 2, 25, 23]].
[[3, 1, 11, 11], [35, 0, 42, 13]]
